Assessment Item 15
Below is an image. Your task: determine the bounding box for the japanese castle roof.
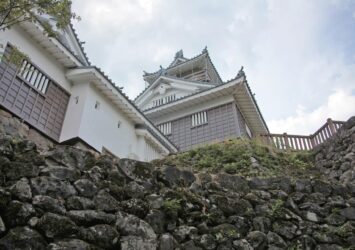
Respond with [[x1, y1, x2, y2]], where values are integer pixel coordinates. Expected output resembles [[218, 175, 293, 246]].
[[35, 14, 90, 66], [142, 47, 223, 85], [142, 68, 269, 135]]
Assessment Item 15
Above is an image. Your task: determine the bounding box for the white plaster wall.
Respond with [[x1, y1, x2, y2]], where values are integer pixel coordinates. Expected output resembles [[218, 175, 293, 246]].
[[0, 27, 166, 161], [77, 83, 140, 159], [0, 26, 72, 92], [62, 82, 163, 160], [60, 82, 165, 161], [60, 82, 88, 142], [145, 140, 163, 161], [137, 136, 163, 162]]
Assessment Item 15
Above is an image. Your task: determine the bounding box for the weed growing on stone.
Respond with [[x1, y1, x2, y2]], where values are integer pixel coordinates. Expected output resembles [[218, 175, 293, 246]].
[[155, 138, 314, 178], [162, 198, 181, 218]]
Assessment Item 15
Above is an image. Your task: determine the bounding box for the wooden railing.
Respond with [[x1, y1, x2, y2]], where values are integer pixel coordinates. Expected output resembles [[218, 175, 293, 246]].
[[259, 118, 345, 151]]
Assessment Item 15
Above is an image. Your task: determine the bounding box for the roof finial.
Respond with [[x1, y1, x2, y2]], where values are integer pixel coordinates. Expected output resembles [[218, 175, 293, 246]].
[[175, 49, 184, 59], [202, 46, 208, 53], [236, 66, 245, 78], [159, 65, 167, 76]]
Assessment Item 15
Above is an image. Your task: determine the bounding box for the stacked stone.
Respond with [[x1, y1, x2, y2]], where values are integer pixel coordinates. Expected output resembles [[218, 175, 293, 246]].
[[0, 117, 353, 249], [314, 116, 355, 186]]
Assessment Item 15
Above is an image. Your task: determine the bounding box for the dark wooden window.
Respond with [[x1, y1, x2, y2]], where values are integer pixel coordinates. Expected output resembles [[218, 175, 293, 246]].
[[0, 44, 70, 141]]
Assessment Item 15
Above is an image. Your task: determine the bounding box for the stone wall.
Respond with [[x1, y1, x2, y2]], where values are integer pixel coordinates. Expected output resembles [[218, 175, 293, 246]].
[[0, 107, 99, 156], [0, 119, 354, 249], [314, 116, 355, 186], [0, 108, 54, 151]]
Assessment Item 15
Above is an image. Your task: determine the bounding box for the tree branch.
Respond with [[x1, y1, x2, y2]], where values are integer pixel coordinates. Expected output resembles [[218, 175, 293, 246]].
[[0, 1, 35, 29], [0, 2, 15, 28], [0, 14, 29, 30]]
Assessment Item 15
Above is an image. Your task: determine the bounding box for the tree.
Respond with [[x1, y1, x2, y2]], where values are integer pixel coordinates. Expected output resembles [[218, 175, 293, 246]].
[[0, 0, 79, 31], [0, 0, 79, 65]]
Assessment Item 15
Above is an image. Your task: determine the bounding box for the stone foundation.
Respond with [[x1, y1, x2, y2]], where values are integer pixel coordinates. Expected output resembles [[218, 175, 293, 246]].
[[0, 108, 53, 151], [0, 107, 100, 157]]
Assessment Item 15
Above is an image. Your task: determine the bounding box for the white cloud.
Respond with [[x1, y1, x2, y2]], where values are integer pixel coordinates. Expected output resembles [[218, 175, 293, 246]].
[[71, 0, 355, 129], [268, 89, 355, 134]]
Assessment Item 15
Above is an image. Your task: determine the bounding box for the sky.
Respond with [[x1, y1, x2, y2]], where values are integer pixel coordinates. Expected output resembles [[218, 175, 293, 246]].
[[71, 0, 355, 134]]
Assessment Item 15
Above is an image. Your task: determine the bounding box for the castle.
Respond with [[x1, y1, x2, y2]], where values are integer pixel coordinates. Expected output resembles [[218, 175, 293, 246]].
[[135, 49, 269, 151], [0, 18, 268, 160]]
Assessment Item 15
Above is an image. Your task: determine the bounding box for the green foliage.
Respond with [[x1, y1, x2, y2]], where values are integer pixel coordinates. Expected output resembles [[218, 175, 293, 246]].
[[270, 199, 284, 218], [156, 139, 314, 178], [223, 162, 242, 174], [0, 0, 79, 31], [162, 198, 181, 218], [0, 0, 79, 67], [2, 45, 28, 67], [332, 222, 355, 238]]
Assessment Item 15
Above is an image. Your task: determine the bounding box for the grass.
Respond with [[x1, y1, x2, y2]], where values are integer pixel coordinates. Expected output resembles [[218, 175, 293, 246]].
[[154, 138, 315, 179]]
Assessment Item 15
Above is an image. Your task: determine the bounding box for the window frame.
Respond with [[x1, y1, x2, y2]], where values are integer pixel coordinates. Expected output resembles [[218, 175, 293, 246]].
[[157, 121, 172, 135], [191, 111, 208, 128]]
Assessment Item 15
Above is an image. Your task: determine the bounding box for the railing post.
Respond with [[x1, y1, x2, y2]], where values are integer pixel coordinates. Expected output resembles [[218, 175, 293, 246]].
[[327, 118, 336, 135], [309, 135, 315, 149], [283, 133, 289, 149]]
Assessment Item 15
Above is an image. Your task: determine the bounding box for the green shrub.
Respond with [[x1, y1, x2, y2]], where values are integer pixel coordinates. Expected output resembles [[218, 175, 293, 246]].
[[162, 199, 181, 218], [155, 138, 314, 178], [223, 162, 243, 174]]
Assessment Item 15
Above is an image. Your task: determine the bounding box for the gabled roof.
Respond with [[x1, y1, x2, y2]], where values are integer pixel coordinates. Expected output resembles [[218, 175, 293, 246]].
[[134, 75, 215, 104], [19, 21, 84, 67], [142, 47, 223, 85], [64, 22, 90, 65], [35, 14, 90, 66], [168, 49, 188, 67], [143, 69, 269, 135]]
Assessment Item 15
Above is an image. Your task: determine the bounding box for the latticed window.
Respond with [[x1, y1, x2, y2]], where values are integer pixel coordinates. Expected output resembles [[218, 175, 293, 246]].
[[18, 59, 50, 94], [153, 94, 176, 107], [191, 111, 207, 127], [164, 94, 176, 103], [157, 122, 172, 135], [153, 98, 164, 107]]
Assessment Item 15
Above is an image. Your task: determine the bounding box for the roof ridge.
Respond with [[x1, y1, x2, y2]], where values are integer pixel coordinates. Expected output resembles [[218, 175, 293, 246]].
[[69, 22, 91, 65], [163, 75, 217, 86], [142, 74, 244, 112], [205, 49, 223, 83], [143, 48, 208, 77], [32, 17, 88, 66], [224, 66, 245, 83], [133, 74, 217, 102]]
